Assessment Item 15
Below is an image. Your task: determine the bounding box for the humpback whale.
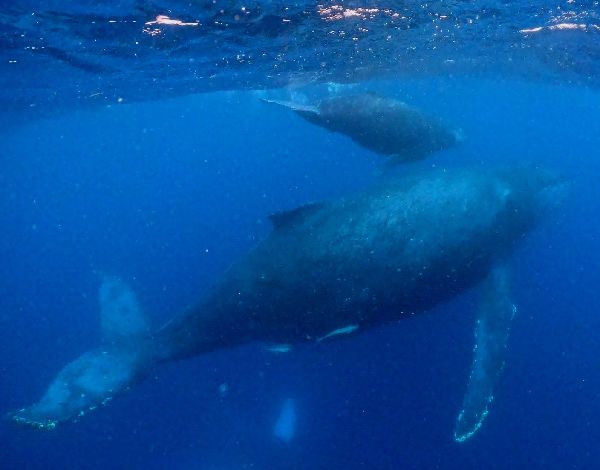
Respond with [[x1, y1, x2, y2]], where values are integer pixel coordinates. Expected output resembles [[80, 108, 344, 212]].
[[261, 94, 461, 163], [8, 166, 566, 441]]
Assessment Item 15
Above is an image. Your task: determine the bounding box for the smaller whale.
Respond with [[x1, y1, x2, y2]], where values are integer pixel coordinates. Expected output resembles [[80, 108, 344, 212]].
[[261, 93, 461, 163]]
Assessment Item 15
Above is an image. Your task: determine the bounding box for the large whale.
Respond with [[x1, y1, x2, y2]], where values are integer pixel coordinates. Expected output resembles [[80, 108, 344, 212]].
[[8, 166, 565, 441], [261, 94, 461, 163]]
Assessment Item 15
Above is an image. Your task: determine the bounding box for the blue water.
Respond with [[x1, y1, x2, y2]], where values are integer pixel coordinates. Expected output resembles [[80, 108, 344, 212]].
[[2, 3, 600, 467], [2, 0, 600, 125], [1, 78, 598, 469]]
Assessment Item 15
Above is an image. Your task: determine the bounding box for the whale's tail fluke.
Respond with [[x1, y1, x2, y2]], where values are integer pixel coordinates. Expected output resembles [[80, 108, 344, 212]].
[[8, 276, 155, 430]]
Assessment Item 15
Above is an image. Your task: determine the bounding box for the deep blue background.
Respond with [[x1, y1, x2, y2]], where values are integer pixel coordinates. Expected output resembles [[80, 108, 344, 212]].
[[1, 78, 599, 469]]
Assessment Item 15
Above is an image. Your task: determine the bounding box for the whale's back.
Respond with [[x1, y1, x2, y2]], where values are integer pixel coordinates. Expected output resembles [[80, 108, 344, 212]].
[[203, 169, 520, 343]]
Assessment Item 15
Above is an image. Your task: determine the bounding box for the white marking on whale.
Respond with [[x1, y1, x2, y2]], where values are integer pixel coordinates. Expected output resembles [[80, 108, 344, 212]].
[[266, 344, 292, 353], [316, 324, 359, 342]]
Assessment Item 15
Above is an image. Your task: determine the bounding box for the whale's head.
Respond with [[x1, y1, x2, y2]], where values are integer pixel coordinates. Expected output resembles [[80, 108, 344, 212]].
[[499, 165, 569, 232]]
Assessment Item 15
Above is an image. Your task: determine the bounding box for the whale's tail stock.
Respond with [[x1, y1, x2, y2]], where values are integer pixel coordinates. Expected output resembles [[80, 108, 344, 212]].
[[8, 276, 156, 430]]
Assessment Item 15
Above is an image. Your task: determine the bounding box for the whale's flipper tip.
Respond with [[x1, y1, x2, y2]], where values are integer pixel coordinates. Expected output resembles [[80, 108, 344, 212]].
[[8, 277, 152, 430]]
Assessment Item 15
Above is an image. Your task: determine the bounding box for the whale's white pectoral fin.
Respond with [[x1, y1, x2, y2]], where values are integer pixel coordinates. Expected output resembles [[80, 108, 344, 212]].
[[8, 277, 152, 430], [454, 263, 516, 442], [259, 98, 319, 115]]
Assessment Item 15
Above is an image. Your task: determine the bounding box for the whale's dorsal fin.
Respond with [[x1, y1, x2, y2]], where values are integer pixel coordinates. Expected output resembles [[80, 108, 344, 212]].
[[269, 203, 324, 229], [454, 263, 516, 442]]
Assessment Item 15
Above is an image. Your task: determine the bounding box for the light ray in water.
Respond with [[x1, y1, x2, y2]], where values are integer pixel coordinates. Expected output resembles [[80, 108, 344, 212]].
[[273, 399, 297, 443]]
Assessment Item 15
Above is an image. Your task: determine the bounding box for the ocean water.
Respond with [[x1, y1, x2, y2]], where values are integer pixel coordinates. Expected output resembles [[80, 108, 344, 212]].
[[2, 2, 600, 470]]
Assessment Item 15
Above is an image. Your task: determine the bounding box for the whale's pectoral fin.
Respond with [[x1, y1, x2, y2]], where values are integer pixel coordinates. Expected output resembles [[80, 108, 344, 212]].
[[316, 324, 359, 342], [8, 277, 153, 430], [454, 263, 516, 442], [259, 98, 319, 116], [259, 98, 323, 128]]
